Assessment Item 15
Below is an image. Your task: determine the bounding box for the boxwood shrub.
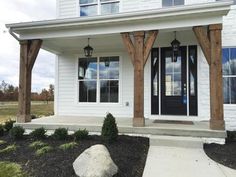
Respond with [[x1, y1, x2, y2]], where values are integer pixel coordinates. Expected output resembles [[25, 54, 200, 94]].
[[30, 127, 46, 139], [53, 128, 68, 140], [9, 126, 25, 140], [74, 129, 89, 140]]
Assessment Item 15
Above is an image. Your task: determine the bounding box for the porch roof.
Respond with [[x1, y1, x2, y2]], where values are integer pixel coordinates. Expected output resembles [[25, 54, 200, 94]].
[[5, 1, 232, 54]]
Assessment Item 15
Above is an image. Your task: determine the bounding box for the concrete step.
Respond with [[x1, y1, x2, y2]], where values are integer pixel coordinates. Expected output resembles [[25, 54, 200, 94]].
[[150, 135, 203, 148]]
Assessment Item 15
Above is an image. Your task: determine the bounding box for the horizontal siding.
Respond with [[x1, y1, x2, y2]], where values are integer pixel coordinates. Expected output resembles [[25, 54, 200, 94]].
[[57, 0, 77, 18], [57, 53, 134, 118], [222, 5, 236, 130]]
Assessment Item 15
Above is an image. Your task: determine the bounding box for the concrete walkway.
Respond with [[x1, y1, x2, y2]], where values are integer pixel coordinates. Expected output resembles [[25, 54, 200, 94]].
[[143, 146, 236, 177]]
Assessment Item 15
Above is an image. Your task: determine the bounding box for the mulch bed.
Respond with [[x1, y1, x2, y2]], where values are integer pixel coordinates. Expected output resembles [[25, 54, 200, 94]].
[[204, 141, 236, 169], [0, 134, 149, 177]]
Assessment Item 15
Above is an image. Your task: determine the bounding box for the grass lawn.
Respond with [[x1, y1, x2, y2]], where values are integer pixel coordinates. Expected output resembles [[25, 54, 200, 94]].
[[0, 101, 54, 123]]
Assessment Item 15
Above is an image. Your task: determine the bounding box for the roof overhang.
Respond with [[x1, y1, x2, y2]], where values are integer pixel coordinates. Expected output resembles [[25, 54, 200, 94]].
[[6, 1, 233, 41]]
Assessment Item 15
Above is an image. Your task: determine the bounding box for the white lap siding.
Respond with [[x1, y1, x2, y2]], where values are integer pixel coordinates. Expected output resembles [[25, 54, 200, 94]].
[[57, 53, 134, 118], [222, 5, 236, 130]]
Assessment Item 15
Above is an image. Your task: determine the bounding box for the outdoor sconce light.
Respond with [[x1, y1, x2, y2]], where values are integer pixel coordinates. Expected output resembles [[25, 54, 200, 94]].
[[105, 59, 110, 67], [171, 31, 181, 62], [84, 38, 93, 57]]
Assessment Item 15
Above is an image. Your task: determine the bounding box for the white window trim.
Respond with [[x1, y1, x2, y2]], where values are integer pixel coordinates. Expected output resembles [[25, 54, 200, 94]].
[[78, 0, 120, 17], [75, 53, 122, 106], [162, 0, 185, 7], [222, 47, 236, 105]]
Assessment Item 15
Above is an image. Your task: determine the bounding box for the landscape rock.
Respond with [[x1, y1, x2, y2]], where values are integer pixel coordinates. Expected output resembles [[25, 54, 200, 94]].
[[73, 144, 118, 177]]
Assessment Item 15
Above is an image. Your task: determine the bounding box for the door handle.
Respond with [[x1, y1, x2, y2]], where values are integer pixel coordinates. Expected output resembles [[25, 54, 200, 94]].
[[183, 83, 187, 104]]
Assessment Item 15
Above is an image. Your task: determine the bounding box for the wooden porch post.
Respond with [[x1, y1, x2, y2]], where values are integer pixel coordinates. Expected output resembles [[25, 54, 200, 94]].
[[122, 31, 158, 127], [18, 40, 42, 123], [193, 24, 224, 130], [209, 24, 224, 130]]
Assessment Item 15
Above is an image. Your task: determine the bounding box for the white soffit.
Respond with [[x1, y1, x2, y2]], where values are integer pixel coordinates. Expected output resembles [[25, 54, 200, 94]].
[[6, 1, 233, 40]]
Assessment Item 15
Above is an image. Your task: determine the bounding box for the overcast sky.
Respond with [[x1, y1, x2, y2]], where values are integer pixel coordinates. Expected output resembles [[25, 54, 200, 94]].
[[0, 0, 56, 92]]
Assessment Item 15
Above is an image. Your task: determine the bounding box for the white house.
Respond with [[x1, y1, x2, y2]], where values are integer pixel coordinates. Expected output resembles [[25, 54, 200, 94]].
[[5, 0, 236, 131]]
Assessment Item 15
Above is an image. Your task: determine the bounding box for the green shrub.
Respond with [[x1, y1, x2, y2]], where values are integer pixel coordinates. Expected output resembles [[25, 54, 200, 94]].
[[29, 141, 47, 150], [74, 129, 89, 140], [31, 115, 37, 120], [53, 128, 68, 140], [0, 161, 28, 177], [30, 127, 46, 139], [4, 120, 16, 132], [0, 125, 4, 137], [9, 126, 25, 140], [59, 142, 78, 151], [35, 146, 53, 156], [0, 145, 17, 154], [101, 113, 118, 143], [227, 131, 236, 142]]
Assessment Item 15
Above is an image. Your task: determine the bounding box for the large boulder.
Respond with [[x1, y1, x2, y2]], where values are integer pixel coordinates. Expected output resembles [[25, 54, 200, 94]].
[[73, 144, 118, 177]]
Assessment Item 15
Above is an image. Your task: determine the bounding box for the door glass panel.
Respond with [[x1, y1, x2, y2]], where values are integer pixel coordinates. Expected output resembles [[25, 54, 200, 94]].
[[230, 48, 236, 75], [153, 57, 158, 96], [189, 47, 197, 96], [165, 52, 182, 96]]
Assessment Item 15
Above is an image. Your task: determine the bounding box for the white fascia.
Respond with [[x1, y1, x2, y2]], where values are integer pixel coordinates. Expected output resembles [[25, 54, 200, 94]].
[[5, 1, 233, 40]]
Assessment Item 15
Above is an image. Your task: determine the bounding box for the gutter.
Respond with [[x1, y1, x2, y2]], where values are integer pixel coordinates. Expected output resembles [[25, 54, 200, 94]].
[[8, 28, 20, 41], [5, 1, 233, 31]]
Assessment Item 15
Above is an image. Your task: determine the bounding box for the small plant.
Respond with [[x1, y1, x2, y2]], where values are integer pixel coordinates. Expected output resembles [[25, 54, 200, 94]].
[[4, 120, 16, 132], [227, 131, 236, 142], [0, 140, 6, 145], [0, 161, 28, 177], [0, 125, 4, 136], [101, 113, 118, 143], [53, 128, 68, 140], [59, 142, 78, 151], [74, 129, 89, 140], [9, 126, 25, 140], [35, 146, 53, 156], [30, 127, 46, 139], [29, 141, 47, 150], [31, 115, 38, 120], [0, 145, 17, 154]]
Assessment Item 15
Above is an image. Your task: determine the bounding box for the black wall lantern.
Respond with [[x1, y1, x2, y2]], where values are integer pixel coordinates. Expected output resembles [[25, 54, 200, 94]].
[[171, 31, 181, 62], [84, 38, 93, 57]]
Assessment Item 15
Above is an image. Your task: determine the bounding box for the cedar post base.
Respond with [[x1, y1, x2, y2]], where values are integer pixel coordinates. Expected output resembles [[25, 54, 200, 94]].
[[210, 119, 225, 130], [133, 117, 145, 127], [17, 114, 31, 123]]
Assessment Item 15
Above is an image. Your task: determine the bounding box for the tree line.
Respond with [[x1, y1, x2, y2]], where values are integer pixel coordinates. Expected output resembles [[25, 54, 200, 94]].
[[0, 80, 54, 103]]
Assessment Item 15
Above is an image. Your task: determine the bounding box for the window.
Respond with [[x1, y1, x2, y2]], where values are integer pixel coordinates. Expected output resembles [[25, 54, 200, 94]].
[[78, 56, 120, 103], [222, 48, 236, 104], [162, 0, 184, 7], [79, 0, 120, 17]]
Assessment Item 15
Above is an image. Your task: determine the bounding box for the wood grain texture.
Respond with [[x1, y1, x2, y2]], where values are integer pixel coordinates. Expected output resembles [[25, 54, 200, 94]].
[[121, 33, 135, 66], [18, 39, 42, 123], [209, 24, 225, 130], [193, 26, 211, 65]]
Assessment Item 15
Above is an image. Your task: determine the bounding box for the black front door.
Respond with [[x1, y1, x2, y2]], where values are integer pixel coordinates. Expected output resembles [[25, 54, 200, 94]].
[[161, 47, 187, 115]]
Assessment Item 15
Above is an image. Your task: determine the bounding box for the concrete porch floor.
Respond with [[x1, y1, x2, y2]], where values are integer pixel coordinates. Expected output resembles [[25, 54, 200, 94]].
[[15, 116, 226, 139]]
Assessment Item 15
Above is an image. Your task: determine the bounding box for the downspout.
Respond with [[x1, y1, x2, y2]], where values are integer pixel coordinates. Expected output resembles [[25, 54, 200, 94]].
[[8, 28, 20, 41]]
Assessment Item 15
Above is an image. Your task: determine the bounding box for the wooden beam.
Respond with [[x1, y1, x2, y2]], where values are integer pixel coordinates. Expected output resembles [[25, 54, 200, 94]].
[[193, 26, 211, 65], [17, 39, 42, 123], [28, 40, 43, 71], [121, 33, 135, 66], [208, 24, 225, 130], [144, 30, 158, 65], [133, 31, 145, 127]]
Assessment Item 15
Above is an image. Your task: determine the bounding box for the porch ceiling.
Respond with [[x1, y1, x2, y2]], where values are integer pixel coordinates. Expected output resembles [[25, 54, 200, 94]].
[[6, 1, 232, 54]]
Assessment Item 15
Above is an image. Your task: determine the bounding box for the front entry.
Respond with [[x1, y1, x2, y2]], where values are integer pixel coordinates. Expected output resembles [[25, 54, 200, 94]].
[[151, 46, 198, 116], [161, 47, 187, 115]]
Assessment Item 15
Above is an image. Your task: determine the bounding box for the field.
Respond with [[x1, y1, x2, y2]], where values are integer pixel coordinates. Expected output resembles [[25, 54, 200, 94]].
[[0, 101, 54, 123]]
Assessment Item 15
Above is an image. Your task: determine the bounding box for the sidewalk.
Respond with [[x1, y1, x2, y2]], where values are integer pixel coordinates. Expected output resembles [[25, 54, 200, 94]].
[[143, 146, 236, 177]]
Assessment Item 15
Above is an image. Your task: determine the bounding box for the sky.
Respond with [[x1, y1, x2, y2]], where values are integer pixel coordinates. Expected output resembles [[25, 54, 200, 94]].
[[0, 0, 56, 92]]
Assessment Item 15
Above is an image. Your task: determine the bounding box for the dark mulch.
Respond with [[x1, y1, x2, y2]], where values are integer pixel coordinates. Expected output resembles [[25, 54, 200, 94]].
[[0, 134, 149, 177], [204, 140, 236, 169]]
